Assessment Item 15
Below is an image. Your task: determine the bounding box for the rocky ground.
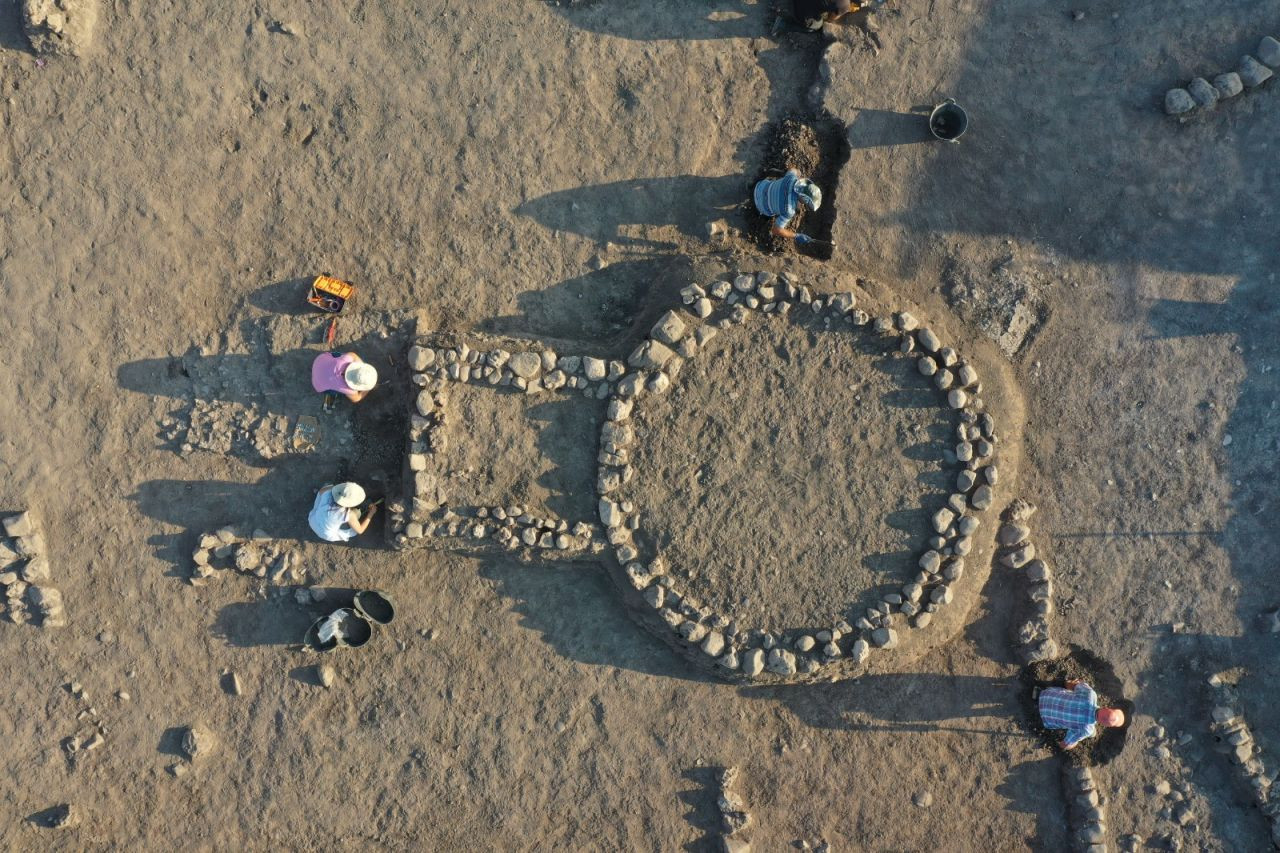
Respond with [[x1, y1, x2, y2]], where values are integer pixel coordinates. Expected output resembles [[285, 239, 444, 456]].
[[1, 0, 1278, 850]]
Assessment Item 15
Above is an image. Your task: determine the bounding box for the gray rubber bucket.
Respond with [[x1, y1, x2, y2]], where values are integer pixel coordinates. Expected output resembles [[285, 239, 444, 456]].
[[929, 99, 968, 142], [303, 607, 373, 651], [354, 590, 395, 626]]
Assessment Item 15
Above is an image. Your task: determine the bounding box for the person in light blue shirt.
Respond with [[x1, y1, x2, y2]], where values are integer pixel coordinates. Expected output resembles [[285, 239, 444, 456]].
[[752, 170, 823, 245], [308, 482, 378, 542]]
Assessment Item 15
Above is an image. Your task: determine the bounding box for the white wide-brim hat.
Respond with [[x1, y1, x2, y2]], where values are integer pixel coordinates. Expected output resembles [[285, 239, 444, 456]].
[[344, 362, 378, 392], [332, 482, 366, 508]]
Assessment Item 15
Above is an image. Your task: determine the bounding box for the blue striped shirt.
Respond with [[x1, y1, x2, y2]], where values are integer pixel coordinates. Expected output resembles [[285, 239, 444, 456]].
[[753, 170, 801, 229], [1039, 684, 1098, 748]]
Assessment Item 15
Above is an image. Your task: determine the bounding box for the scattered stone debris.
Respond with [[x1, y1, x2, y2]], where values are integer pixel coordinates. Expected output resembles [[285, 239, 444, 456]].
[[1, 510, 65, 628], [190, 526, 301, 586], [1165, 35, 1279, 116], [21, 0, 98, 56], [62, 681, 106, 767], [1206, 676, 1280, 847]]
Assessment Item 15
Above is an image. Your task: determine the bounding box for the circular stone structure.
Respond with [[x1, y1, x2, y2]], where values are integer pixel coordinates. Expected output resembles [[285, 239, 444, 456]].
[[596, 269, 1003, 682]]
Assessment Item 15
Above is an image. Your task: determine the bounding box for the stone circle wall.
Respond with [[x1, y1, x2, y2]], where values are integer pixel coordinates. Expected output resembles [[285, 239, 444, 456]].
[[1165, 35, 1279, 116], [597, 269, 1002, 682]]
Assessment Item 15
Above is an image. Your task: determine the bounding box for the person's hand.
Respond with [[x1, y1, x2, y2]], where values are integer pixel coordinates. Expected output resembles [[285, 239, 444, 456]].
[[1064, 679, 1081, 689], [794, 233, 814, 246]]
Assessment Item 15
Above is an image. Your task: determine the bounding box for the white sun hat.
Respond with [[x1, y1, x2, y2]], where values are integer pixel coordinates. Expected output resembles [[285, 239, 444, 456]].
[[344, 362, 378, 392], [331, 482, 366, 508]]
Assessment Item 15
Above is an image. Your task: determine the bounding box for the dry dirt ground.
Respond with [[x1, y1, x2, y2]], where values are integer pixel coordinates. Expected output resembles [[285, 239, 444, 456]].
[[0, 0, 1278, 850]]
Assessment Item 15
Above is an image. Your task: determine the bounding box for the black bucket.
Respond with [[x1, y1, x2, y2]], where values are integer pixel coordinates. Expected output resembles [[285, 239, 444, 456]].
[[303, 615, 340, 653], [929, 99, 968, 143], [333, 608, 373, 648], [354, 590, 395, 625]]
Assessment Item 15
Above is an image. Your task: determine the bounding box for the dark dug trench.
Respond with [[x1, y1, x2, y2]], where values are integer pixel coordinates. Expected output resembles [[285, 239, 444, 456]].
[[1019, 645, 1134, 768], [745, 115, 850, 261]]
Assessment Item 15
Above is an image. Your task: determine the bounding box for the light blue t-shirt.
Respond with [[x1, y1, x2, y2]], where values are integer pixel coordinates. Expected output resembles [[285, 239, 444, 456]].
[[308, 489, 355, 542], [753, 169, 801, 229]]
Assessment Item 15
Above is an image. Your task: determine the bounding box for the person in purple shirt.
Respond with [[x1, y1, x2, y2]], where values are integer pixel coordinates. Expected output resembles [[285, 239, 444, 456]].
[[311, 351, 378, 403]]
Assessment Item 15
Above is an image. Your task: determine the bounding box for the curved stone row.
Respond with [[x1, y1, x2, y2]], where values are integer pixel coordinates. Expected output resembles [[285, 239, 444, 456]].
[[1165, 35, 1279, 115], [1063, 764, 1109, 852], [1206, 680, 1280, 848], [998, 499, 1059, 663], [597, 269, 1001, 681], [0, 510, 62, 628]]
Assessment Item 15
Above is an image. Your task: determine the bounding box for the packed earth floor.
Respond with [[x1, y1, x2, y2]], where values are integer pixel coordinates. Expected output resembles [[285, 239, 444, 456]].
[[1, 1, 1279, 850]]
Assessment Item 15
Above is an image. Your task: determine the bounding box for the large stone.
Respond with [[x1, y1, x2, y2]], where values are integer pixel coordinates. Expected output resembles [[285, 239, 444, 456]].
[[871, 627, 898, 648], [507, 351, 543, 380], [1001, 543, 1035, 568], [765, 648, 797, 676], [650, 311, 687, 345], [998, 523, 1030, 546], [180, 724, 216, 760], [1259, 36, 1280, 68], [21, 557, 50, 583], [628, 340, 675, 370], [916, 328, 941, 353], [598, 499, 623, 528], [850, 638, 870, 663], [22, 0, 98, 56], [3, 512, 36, 538], [742, 648, 765, 677], [971, 485, 993, 510], [701, 631, 726, 657], [932, 508, 955, 534], [407, 345, 432, 371], [1213, 72, 1244, 98], [1163, 88, 1195, 115], [1239, 55, 1273, 88]]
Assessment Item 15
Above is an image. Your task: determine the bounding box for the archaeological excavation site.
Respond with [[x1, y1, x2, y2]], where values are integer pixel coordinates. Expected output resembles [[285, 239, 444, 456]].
[[1, 1, 1278, 851]]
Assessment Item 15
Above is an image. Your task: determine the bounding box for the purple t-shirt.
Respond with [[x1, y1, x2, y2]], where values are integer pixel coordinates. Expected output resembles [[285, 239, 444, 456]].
[[312, 352, 356, 393]]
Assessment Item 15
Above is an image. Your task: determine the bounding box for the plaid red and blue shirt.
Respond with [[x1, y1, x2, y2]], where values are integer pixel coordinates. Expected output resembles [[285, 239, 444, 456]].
[[1039, 684, 1098, 748]]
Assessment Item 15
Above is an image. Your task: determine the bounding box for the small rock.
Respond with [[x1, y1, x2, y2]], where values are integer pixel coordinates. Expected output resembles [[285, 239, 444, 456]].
[[1163, 88, 1196, 115], [794, 634, 815, 652], [912, 791, 933, 807], [742, 648, 765, 677], [849, 638, 870, 664], [947, 388, 968, 409], [766, 648, 797, 676], [970, 485, 993, 510], [871, 627, 898, 648], [998, 523, 1029, 546], [316, 664, 335, 688]]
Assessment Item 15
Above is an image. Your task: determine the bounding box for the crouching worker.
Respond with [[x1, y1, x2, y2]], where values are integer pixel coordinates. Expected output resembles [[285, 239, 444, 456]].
[[752, 169, 823, 247], [1038, 679, 1125, 750], [312, 351, 378, 403], [308, 482, 378, 542]]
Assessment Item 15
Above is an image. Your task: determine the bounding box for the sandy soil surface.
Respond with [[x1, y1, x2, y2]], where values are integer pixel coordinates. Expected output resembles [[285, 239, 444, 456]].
[[1, 0, 1278, 850]]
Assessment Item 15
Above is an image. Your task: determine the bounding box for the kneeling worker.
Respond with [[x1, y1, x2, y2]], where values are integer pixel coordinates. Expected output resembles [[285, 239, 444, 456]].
[[1038, 679, 1125, 750], [312, 351, 378, 403], [308, 482, 378, 542], [753, 169, 823, 247]]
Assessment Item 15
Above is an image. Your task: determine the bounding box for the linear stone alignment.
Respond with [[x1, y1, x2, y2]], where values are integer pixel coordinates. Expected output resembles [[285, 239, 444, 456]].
[[1, 510, 64, 628], [998, 499, 1060, 664], [1165, 35, 1279, 115], [1063, 763, 1109, 852], [1207, 677, 1280, 847]]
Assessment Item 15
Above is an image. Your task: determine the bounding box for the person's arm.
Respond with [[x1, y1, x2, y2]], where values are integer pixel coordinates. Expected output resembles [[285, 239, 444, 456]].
[[345, 389, 369, 403], [771, 218, 798, 240], [1061, 723, 1095, 750], [346, 503, 378, 535], [1064, 679, 1081, 690]]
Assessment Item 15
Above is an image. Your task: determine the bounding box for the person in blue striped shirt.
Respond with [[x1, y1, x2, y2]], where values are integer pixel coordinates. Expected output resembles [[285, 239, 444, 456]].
[[752, 169, 823, 245]]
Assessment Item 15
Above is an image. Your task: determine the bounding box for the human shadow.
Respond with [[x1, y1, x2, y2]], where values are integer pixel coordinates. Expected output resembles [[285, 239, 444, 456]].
[[994, 757, 1071, 851], [542, 0, 765, 43], [515, 175, 749, 246], [846, 108, 935, 150], [529, 398, 605, 524], [477, 557, 714, 682]]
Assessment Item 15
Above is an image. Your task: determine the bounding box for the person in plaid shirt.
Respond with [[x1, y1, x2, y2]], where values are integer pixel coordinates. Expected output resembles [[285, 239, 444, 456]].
[[1038, 679, 1125, 749]]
